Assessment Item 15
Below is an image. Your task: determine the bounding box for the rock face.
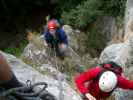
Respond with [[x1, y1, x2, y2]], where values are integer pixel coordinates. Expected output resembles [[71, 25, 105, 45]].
[[96, 16, 117, 41], [99, 42, 133, 100], [63, 25, 80, 51], [22, 43, 48, 65], [99, 0, 133, 99], [95, 16, 124, 44], [124, 0, 133, 41], [99, 43, 124, 64], [0, 51, 82, 100], [99, 42, 130, 67]]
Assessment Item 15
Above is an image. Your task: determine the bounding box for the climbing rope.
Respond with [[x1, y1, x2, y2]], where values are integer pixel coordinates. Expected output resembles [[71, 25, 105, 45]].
[[53, 47, 64, 100], [46, 45, 82, 100], [0, 81, 56, 100]]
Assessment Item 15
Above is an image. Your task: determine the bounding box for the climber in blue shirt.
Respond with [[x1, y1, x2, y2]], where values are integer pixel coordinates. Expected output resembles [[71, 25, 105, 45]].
[[43, 19, 68, 59]]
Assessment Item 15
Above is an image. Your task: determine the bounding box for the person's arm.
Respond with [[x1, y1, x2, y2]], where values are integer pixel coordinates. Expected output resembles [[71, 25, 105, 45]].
[[44, 32, 49, 43], [60, 29, 68, 45], [85, 93, 96, 100], [43, 32, 51, 47], [75, 67, 100, 94], [118, 75, 133, 89]]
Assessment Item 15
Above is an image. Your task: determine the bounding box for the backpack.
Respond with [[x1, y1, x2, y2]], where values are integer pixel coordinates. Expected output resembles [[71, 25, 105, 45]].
[[101, 61, 123, 75]]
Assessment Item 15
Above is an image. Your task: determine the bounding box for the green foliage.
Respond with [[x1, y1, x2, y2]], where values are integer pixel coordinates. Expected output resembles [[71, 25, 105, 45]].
[[0, 0, 127, 57], [4, 39, 28, 57], [56, 0, 84, 13], [4, 47, 20, 57], [0, 0, 127, 30], [76, 28, 107, 57], [62, 0, 102, 29], [86, 29, 106, 56], [62, 0, 126, 29], [100, 0, 127, 17]]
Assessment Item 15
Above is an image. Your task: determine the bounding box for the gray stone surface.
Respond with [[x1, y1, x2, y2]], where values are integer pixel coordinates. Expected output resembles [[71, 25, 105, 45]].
[[0, 51, 82, 100]]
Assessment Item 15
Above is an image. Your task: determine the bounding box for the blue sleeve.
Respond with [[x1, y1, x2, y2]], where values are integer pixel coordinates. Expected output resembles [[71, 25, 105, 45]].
[[59, 29, 68, 45], [44, 32, 50, 43]]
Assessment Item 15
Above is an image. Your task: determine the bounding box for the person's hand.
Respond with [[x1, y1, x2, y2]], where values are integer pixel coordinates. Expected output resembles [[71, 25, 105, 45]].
[[59, 43, 67, 49], [85, 93, 96, 100], [44, 41, 48, 47]]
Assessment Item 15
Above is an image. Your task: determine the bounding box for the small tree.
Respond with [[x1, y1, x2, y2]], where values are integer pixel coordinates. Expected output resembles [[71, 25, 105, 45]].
[[62, 0, 102, 29]]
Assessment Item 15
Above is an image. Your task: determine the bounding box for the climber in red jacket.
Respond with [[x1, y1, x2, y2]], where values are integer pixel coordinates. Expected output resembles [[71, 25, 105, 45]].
[[75, 61, 133, 100]]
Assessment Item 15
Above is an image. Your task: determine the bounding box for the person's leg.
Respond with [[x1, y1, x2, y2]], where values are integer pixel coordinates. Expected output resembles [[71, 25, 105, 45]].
[[0, 53, 23, 89], [0, 53, 12, 82], [57, 43, 68, 59]]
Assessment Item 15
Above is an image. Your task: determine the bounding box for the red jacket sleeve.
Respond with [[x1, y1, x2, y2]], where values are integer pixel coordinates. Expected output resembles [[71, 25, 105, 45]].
[[118, 75, 133, 89], [75, 67, 101, 94]]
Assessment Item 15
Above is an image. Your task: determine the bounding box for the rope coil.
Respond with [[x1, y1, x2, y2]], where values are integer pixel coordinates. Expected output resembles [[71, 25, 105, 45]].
[[0, 81, 56, 100]]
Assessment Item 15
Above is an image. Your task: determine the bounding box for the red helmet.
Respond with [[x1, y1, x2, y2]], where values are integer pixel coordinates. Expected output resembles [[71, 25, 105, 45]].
[[47, 20, 57, 30]]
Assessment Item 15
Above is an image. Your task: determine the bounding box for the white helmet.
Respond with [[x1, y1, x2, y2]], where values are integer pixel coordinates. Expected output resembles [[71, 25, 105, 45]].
[[99, 71, 118, 92]]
